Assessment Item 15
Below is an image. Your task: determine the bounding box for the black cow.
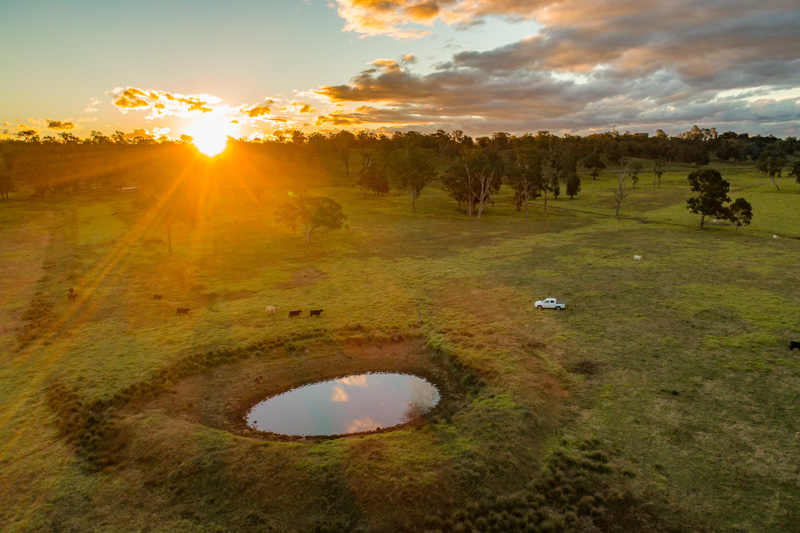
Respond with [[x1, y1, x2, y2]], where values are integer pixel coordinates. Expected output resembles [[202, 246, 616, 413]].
[[310, 309, 323, 318], [790, 341, 800, 351], [176, 307, 190, 315], [288, 310, 302, 318], [153, 294, 163, 300]]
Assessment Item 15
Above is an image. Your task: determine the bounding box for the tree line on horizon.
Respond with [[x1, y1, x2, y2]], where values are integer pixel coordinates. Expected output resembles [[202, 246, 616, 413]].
[[1, 125, 798, 201], [0, 126, 797, 246]]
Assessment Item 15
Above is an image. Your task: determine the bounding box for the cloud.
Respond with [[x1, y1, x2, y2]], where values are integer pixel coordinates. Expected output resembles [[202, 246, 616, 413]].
[[338, 375, 369, 387], [316, 3, 800, 135], [84, 97, 101, 113], [331, 0, 463, 39], [109, 86, 219, 118], [288, 101, 316, 114], [47, 120, 76, 130], [15, 124, 39, 138], [331, 386, 349, 402], [123, 128, 154, 140], [346, 417, 377, 433], [241, 104, 272, 117]]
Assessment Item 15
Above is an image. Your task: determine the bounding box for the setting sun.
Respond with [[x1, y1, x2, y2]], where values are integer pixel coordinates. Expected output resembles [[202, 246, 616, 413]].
[[185, 113, 237, 157]]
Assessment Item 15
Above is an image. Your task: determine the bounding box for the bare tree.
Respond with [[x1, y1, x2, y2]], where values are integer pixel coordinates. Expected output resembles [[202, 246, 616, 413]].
[[613, 159, 642, 217]]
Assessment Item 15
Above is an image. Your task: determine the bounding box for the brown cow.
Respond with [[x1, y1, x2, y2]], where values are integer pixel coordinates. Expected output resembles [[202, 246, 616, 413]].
[[153, 294, 163, 300], [176, 308, 190, 315], [288, 310, 302, 318], [309, 309, 323, 318], [68, 292, 77, 302]]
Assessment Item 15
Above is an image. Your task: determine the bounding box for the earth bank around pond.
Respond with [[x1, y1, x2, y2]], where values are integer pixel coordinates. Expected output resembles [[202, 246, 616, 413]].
[[144, 337, 469, 441]]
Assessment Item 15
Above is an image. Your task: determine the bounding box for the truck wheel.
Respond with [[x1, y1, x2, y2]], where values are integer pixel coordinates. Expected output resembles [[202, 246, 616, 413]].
[[556, 306, 562, 311], [536, 305, 542, 310]]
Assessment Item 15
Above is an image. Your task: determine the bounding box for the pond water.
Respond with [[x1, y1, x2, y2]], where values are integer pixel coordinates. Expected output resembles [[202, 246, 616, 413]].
[[246, 373, 440, 436]]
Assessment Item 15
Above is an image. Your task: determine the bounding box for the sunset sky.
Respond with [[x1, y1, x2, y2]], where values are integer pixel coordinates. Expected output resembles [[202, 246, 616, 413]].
[[2, 0, 799, 141]]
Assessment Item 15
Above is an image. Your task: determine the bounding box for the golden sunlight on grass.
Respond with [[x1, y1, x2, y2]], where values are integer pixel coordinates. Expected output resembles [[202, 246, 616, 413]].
[[184, 112, 237, 157]]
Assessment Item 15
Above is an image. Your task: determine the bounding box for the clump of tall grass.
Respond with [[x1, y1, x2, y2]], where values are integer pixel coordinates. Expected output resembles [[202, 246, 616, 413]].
[[423, 438, 622, 532]]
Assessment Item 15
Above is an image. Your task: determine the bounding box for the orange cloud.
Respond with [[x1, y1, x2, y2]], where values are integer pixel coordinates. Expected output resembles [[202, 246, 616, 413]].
[[332, 0, 453, 39], [331, 387, 349, 402], [110, 86, 217, 117], [346, 417, 377, 433], [242, 104, 271, 117]]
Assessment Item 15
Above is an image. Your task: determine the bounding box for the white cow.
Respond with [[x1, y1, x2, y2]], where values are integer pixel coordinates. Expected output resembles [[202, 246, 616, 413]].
[[633, 255, 642, 261], [264, 305, 279, 314]]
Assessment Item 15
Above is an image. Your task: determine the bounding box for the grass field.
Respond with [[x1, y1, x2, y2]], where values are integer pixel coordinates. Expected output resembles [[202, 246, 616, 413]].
[[1, 158, 799, 532]]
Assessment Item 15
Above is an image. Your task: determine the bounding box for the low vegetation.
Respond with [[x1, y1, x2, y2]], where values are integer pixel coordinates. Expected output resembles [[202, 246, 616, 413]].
[[0, 130, 799, 532]]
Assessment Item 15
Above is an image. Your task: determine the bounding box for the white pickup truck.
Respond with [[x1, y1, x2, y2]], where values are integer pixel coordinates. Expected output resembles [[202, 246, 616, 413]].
[[534, 298, 566, 310]]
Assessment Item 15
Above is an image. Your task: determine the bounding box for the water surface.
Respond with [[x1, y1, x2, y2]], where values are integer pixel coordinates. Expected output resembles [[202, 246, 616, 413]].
[[246, 373, 440, 436]]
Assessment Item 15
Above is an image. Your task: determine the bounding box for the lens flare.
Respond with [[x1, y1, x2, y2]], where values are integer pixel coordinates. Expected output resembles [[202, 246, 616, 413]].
[[184, 113, 238, 157]]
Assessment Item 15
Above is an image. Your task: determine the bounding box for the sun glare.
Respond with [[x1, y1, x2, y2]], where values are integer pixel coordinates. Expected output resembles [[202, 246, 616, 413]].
[[185, 113, 237, 157]]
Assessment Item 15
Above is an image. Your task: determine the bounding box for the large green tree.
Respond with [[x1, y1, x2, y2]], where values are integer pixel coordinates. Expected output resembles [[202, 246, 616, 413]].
[[727, 198, 753, 233], [583, 152, 606, 180], [441, 164, 471, 212], [686, 169, 731, 229], [357, 151, 389, 198], [565, 172, 581, 199], [276, 195, 346, 244]]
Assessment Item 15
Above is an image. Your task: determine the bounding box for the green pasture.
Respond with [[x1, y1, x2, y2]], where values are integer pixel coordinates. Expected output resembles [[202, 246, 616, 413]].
[[0, 160, 799, 532]]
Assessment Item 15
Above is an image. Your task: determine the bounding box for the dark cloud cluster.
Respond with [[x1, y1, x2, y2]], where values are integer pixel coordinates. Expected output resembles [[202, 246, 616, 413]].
[[323, 0, 800, 135], [47, 120, 76, 130]]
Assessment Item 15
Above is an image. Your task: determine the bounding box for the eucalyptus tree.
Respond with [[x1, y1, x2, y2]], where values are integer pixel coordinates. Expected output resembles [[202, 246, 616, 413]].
[[728, 198, 753, 233], [583, 152, 606, 180], [387, 145, 436, 212], [686, 169, 731, 230], [653, 160, 665, 187], [463, 147, 503, 219], [756, 147, 787, 190], [506, 145, 543, 216], [788, 161, 800, 187], [357, 150, 389, 197], [276, 194, 347, 244], [612, 158, 642, 217]]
